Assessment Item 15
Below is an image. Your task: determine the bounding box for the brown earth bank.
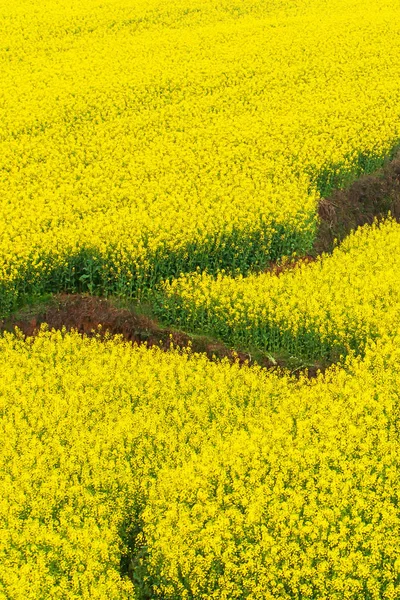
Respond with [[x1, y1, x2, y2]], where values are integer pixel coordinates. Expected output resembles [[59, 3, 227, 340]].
[[2, 154, 400, 378], [0, 294, 325, 378], [314, 151, 400, 253], [264, 151, 400, 274]]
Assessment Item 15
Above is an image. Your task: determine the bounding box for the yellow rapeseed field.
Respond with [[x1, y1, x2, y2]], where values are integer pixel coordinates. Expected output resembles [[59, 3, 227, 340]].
[[156, 218, 400, 361], [3, 0, 400, 597], [1, 329, 400, 599], [2, 0, 400, 312]]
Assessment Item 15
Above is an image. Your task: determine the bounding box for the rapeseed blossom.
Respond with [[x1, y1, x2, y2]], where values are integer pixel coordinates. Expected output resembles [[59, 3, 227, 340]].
[[2, 0, 400, 312], [3, 1, 400, 597], [157, 219, 400, 361], [1, 330, 400, 598]]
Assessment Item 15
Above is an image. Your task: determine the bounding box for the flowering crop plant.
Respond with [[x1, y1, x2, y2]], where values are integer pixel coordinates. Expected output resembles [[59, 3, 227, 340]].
[[1, 330, 400, 599], [1, 0, 400, 312], [2, 0, 400, 598], [156, 218, 400, 361]]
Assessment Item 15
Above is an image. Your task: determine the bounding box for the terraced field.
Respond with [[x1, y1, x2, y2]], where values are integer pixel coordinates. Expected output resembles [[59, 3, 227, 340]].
[[3, 0, 400, 313], [2, 0, 400, 598], [155, 218, 400, 361]]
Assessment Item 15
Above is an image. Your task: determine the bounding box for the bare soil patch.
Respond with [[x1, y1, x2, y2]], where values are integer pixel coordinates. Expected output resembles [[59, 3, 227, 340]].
[[263, 153, 400, 274]]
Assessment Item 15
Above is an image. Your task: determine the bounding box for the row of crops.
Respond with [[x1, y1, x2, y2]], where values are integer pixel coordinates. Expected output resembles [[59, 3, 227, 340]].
[[2, 0, 400, 598]]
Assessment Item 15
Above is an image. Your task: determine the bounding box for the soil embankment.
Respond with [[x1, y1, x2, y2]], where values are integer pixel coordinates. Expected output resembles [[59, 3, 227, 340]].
[[0, 294, 295, 372], [315, 153, 400, 253]]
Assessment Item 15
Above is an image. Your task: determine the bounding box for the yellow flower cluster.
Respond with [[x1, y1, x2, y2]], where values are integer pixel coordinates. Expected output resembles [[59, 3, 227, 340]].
[[2, 0, 400, 312], [1, 329, 400, 599], [4, 0, 400, 595], [157, 218, 400, 360]]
